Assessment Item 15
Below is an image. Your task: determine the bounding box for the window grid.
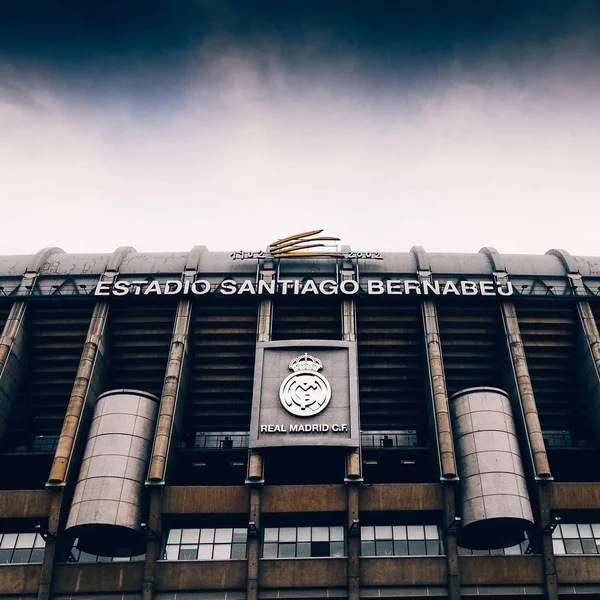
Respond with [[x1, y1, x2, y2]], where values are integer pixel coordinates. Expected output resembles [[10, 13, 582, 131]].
[[360, 525, 443, 557], [30, 435, 60, 453], [262, 526, 345, 558], [552, 523, 600, 555], [163, 528, 248, 561], [458, 537, 529, 556], [69, 540, 145, 563], [0, 533, 45, 564]]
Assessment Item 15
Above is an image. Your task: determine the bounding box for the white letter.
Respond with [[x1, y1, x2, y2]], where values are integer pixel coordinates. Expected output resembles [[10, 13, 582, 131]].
[[258, 280, 275, 295], [144, 280, 162, 295], [192, 280, 211, 295], [461, 281, 479, 295], [340, 280, 359, 295], [279, 280, 293, 294], [112, 281, 130, 296], [131, 280, 147, 295], [387, 280, 403, 294], [220, 279, 237, 295], [423, 281, 441, 295], [164, 280, 183, 295], [94, 281, 111, 296], [480, 281, 496, 296], [237, 280, 256, 294], [442, 281, 460, 295], [498, 281, 514, 296], [404, 280, 422, 295], [368, 280, 385, 294], [301, 279, 319, 294], [319, 280, 338, 295]]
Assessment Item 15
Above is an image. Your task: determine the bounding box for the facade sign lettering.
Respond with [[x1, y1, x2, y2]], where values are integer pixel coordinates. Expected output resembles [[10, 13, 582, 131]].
[[95, 278, 514, 297]]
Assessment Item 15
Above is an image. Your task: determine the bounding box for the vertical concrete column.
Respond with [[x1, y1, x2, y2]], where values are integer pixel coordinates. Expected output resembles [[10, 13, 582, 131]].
[[48, 301, 110, 485], [37, 490, 63, 600], [575, 301, 600, 442], [500, 301, 551, 479], [142, 487, 163, 600], [421, 298, 457, 480], [340, 266, 361, 600], [442, 485, 460, 600], [39, 297, 109, 600], [247, 479, 262, 600], [147, 297, 193, 484], [143, 281, 194, 600], [0, 301, 28, 442], [499, 291, 556, 600], [347, 484, 360, 600], [247, 264, 274, 600], [412, 249, 459, 600], [1, 247, 66, 444]]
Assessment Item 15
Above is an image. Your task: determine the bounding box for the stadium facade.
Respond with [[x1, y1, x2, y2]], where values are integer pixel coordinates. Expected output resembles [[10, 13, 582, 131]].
[[1, 240, 600, 600]]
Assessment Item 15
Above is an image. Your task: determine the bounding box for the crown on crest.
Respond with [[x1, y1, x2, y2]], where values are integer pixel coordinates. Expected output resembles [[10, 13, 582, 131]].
[[289, 353, 323, 373]]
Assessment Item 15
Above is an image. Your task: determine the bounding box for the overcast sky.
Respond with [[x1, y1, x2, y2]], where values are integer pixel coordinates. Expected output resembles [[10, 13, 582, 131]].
[[1, 1, 599, 257]]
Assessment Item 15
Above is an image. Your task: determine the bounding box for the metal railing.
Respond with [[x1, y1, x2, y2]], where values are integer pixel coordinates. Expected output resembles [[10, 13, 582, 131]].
[[192, 432, 250, 450], [360, 431, 419, 449], [187, 431, 422, 451]]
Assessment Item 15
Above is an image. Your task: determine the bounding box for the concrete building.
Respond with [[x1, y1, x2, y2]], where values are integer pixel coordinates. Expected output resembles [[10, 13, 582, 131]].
[[1, 243, 600, 600]]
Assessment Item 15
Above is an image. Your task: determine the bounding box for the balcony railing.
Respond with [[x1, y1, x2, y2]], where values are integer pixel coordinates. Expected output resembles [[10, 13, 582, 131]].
[[360, 431, 419, 449], [192, 432, 250, 450], [186, 431, 421, 451]]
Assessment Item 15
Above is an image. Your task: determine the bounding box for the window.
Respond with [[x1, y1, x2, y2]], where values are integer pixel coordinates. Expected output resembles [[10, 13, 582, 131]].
[[552, 523, 600, 554], [360, 431, 419, 449], [262, 526, 345, 558], [0, 533, 45, 563], [163, 528, 247, 561], [30, 435, 60, 453], [458, 534, 529, 556], [68, 539, 144, 563], [360, 525, 443, 556]]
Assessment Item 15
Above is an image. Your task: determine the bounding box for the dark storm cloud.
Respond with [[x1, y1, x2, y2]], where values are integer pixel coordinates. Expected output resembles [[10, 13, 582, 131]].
[[2, 1, 599, 89]]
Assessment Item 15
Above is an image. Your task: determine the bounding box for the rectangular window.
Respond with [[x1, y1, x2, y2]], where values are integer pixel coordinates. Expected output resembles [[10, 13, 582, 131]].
[[69, 538, 145, 563], [458, 531, 530, 556], [261, 526, 346, 558], [0, 533, 45, 563], [551, 523, 600, 555], [360, 525, 443, 556], [163, 527, 247, 561]]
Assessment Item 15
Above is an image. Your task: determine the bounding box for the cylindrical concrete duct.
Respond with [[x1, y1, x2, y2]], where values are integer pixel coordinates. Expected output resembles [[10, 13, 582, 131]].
[[449, 387, 534, 549], [65, 389, 159, 556]]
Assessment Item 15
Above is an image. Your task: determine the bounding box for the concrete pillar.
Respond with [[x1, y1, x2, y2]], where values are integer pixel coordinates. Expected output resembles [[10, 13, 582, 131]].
[[247, 470, 263, 600], [347, 484, 360, 600], [48, 302, 110, 485], [48, 247, 137, 486], [147, 298, 193, 484], [442, 485, 460, 600], [37, 490, 64, 600], [576, 301, 600, 443], [422, 299, 458, 479], [340, 265, 361, 600], [538, 482, 559, 600], [246, 264, 273, 600], [142, 487, 163, 600], [0, 301, 28, 442], [500, 301, 551, 479], [411, 248, 460, 600], [142, 251, 204, 600]]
